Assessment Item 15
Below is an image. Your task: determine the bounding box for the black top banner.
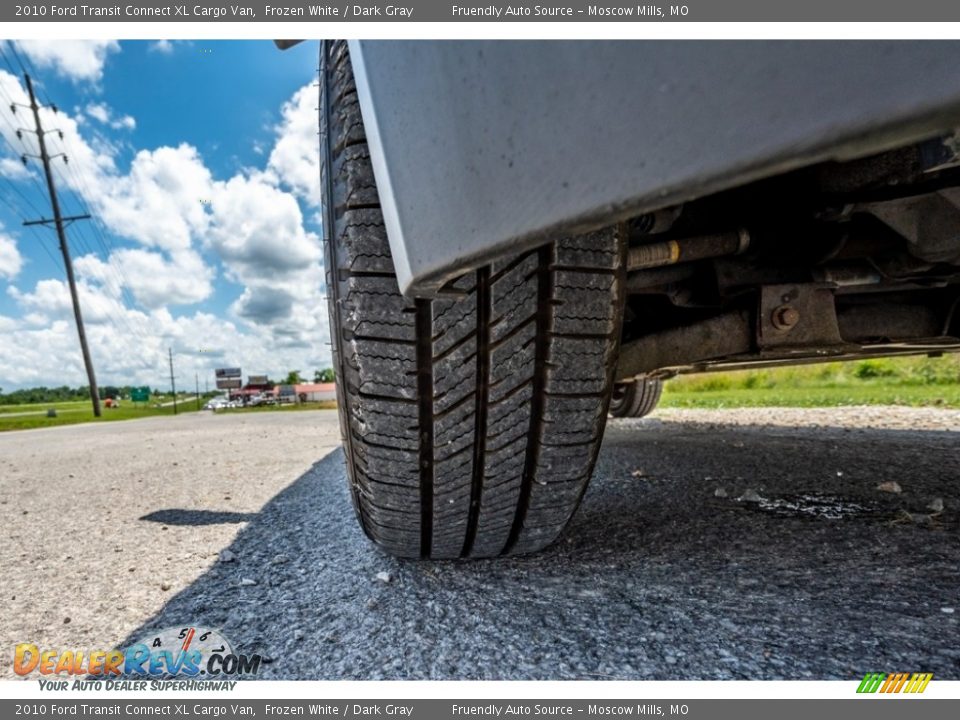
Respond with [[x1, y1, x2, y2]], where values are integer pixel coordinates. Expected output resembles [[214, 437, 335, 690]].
[[6, 0, 960, 22]]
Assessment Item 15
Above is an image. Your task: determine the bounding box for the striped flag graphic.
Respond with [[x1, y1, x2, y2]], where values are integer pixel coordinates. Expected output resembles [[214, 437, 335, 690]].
[[857, 672, 932, 694]]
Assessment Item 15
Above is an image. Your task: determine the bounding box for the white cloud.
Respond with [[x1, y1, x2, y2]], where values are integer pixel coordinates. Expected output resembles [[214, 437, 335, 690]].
[[116, 248, 213, 309], [210, 172, 320, 273], [16, 40, 120, 82], [267, 83, 321, 206], [8, 277, 131, 326], [0, 231, 23, 280], [149, 40, 175, 54], [95, 144, 214, 252], [85, 101, 136, 130], [74, 248, 213, 310], [86, 102, 110, 123], [207, 172, 324, 329], [0, 157, 32, 181]]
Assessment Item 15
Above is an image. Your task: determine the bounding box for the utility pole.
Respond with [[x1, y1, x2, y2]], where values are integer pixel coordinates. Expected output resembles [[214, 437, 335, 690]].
[[195, 372, 200, 411], [169, 348, 177, 415], [20, 74, 100, 417]]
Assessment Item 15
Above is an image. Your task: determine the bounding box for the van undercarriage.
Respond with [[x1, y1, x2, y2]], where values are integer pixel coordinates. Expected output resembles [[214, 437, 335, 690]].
[[616, 135, 960, 382]]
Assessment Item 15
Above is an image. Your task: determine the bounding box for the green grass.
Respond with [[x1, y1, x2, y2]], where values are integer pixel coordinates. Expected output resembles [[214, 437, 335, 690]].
[[0, 403, 190, 431], [661, 355, 960, 409], [0, 398, 338, 432], [0, 400, 90, 415], [0, 394, 194, 414]]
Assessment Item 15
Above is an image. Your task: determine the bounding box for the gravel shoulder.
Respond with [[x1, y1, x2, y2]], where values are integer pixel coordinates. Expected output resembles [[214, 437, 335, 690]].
[[1, 406, 957, 680], [0, 410, 341, 678], [654, 405, 960, 432]]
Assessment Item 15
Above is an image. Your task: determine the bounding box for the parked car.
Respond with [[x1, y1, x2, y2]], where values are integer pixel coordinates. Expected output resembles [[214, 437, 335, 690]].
[[313, 40, 960, 559], [203, 396, 229, 411]]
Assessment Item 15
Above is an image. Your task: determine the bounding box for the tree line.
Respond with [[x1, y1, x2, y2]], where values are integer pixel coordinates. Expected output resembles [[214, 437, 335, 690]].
[[0, 385, 162, 405]]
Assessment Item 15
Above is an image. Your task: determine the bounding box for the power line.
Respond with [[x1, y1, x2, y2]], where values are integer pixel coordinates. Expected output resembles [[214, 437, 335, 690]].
[[0, 44, 19, 77], [5, 42, 28, 76], [26, 227, 66, 275], [1, 161, 150, 359], [10, 43, 52, 108], [25, 103, 159, 350], [0, 160, 64, 275], [0, 81, 53, 209], [46, 131, 157, 347], [0, 87, 34, 148], [0, 183, 19, 214], [0, 171, 47, 218]]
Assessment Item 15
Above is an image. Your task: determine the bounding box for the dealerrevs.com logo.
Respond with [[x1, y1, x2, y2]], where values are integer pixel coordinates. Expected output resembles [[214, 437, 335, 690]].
[[14, 626, 261, 682]]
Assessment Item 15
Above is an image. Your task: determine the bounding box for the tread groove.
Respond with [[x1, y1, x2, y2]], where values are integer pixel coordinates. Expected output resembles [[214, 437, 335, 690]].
[[415, 299, 435, 558], [461, 267, 490, 558], [504, 244, 553, 555]]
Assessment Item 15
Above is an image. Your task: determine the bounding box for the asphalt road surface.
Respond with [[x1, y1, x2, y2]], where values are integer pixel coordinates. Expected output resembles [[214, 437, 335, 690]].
[[1, 407, 958, 680]]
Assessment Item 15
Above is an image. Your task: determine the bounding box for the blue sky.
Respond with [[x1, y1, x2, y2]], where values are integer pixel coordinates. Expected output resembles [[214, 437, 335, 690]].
[[0, 40, 330, 390]]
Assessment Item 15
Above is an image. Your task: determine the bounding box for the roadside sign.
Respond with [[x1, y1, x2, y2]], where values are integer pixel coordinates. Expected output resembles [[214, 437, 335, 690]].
[[215, 367, 242, 379], [248, 375, 269, 385], [216, 378, 242, 390], [131, 386, 150, 402]]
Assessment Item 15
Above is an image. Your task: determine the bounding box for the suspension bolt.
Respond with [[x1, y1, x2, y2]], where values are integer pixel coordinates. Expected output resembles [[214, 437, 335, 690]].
[[772, 305, 800, 330]]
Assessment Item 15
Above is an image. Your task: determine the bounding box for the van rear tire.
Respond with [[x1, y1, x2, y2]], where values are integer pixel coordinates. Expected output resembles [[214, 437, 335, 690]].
[[321, 40, 627, 558]]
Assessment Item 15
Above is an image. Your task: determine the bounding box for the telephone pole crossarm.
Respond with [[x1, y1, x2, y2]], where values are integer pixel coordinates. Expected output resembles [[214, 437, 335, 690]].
[[23, 214, 91, 227]]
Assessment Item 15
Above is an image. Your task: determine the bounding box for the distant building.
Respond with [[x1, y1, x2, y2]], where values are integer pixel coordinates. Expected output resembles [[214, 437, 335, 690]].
[[292, 383, 336, 403], [231, 376, 276, 403], [232, 382, 337, 405]]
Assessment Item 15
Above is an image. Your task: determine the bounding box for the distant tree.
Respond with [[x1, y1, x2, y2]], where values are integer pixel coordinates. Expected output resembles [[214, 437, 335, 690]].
[[314, 368, 335, 383], [99, 386, 122, 400], [284, 370, 302, 385]]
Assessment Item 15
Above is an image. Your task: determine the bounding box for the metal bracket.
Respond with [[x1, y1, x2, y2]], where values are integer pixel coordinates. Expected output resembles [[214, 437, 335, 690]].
[[758, 284, 843, 349]]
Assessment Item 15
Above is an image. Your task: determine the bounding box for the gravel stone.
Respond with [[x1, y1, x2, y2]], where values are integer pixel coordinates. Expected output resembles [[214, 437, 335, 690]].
[[738, 488, 762, 503]]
